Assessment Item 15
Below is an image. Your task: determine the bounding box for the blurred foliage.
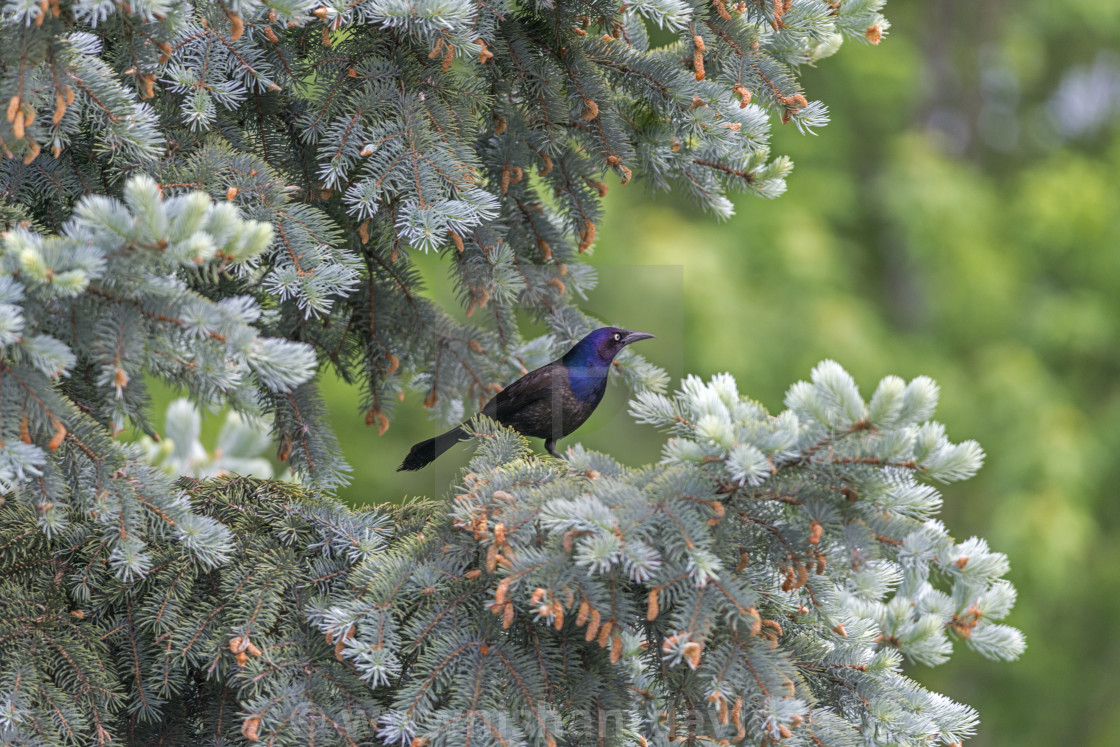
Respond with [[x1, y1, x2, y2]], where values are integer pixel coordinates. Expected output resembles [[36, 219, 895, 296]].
[[141, 399, 283, 482], [141, 1, 1118, 744]]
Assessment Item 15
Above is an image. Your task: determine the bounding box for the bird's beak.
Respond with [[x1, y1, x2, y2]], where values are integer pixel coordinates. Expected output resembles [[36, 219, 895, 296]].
[[621, 330, 655, 346]]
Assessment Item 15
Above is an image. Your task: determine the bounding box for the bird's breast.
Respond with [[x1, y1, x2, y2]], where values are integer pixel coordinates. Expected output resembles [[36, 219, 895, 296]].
[[565, 366, 609, 402]]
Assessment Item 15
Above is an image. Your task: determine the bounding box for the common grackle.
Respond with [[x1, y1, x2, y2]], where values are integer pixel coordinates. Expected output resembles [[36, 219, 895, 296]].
[[398, 327, 655, 471]]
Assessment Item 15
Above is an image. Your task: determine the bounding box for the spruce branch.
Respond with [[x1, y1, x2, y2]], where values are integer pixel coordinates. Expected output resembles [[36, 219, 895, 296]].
[[0, 362, 1019, 745]]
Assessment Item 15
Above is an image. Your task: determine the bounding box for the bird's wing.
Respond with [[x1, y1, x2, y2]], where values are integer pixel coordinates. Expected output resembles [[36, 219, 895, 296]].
[[482, 363, 560, 422]]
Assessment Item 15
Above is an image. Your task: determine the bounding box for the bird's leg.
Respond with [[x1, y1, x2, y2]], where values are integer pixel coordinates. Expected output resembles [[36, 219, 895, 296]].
[[544, 438, 562, 459]]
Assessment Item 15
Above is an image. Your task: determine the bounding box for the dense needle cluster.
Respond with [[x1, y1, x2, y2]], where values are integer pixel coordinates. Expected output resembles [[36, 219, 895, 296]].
[[0, 364, 1022, 745]]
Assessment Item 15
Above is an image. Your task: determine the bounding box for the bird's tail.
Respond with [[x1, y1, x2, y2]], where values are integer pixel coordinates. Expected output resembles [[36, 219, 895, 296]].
[[397, 426, 470, 471]]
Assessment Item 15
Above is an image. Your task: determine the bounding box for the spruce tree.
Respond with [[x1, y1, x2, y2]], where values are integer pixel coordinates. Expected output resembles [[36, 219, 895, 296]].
[[0, 1, 1023, 745]]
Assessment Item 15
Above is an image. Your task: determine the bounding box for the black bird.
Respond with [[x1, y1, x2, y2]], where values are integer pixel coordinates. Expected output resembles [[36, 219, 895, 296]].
[[398, 327, 655, 471]]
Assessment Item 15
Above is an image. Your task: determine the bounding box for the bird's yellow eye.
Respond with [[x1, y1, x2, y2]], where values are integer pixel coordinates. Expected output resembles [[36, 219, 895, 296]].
[[613, 333, 621, 341]]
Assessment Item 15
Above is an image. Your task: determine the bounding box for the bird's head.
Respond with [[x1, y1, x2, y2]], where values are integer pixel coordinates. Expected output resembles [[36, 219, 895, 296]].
[[566, 327, 656, 365]]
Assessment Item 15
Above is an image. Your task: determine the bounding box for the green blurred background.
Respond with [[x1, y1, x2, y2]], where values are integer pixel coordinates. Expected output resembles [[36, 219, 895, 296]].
[[167, 3, 1120, 744]]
